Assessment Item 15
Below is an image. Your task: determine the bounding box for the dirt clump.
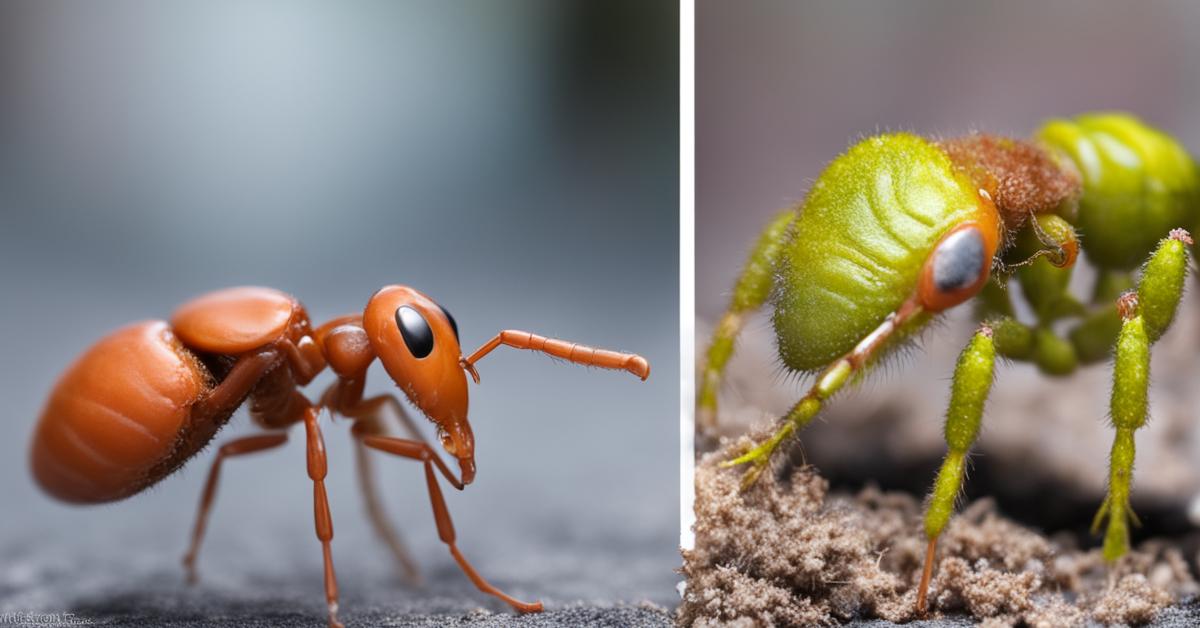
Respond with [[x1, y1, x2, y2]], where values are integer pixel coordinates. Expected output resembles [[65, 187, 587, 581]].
[[679, 439, 1197, 627]]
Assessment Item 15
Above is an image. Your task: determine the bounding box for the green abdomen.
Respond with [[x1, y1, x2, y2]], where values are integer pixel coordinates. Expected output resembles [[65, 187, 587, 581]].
[[1037, 112, 1200, 270], [774, 133, 982, 371]]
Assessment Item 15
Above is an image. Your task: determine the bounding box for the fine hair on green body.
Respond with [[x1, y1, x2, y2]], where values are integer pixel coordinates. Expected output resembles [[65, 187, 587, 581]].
[[699, 111, 1198, 617], [1039, 113, 1200, 270], [774, 133, 984, 371]]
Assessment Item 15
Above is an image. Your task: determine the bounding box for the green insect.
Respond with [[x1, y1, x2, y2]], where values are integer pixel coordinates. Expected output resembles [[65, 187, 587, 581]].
[[698, 112, 1199, 615]]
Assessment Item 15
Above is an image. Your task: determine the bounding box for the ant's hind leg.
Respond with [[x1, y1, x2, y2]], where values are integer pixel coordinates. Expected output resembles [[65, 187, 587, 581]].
[[362, 435, 544, 614], [350, 416, 422, 585], [182, 432, 288, 584], [916, 325, 996, 617], [697, 209, 795, 433]]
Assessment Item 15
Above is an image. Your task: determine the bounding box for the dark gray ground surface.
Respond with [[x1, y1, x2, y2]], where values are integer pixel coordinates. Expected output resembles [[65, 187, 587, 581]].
[[0, 500, 678, 627]]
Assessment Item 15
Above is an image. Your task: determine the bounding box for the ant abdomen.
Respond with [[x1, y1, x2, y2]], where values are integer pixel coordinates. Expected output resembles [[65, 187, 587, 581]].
[[30, 320, 216, 503], [1038, 112, 1200, 270]]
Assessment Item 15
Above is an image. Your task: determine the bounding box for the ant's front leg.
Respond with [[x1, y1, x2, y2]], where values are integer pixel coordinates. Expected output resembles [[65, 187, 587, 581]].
[[361, 435, 544, 614], [327, 380, 428, 443], [315, 324, 429, 584], [347, 414, 421, 585], [723, 298, 921, 489], [916, 324, 997, 617], [343, 398, 423, 585]]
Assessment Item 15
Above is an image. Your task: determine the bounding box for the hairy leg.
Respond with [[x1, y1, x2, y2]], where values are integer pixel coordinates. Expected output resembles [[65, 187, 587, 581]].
[[697, 209, 795, 433], [1094, 231, 1190, 561], [724, 297, 922, 488], [182, 432, 289, 583], [916, 325, 996, 616]]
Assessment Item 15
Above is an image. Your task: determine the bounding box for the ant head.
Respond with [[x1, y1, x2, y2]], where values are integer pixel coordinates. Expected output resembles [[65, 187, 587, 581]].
[[363, 285, 475, 484]]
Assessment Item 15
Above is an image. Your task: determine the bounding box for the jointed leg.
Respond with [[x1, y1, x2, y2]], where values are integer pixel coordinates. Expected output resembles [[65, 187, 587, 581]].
[[303, 407, 344, 628], [724, 297, 923, 488], [329, 383, 427, 444], [1094, 230, 1190, 562], [916, 325, 996, 616], [350, 415, 421, 584], [182, 432, 289, 583], [697, 209, 795, 432], [990, 316, 1078, 375], [987, 213, 1097, 373], [323, 379, 438, 583], [362, 435, 543, 613], [1092, 296, 1147, 561]]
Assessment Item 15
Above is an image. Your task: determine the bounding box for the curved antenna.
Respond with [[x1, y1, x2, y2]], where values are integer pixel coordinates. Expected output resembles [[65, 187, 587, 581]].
[[462, 330, 649, 383]]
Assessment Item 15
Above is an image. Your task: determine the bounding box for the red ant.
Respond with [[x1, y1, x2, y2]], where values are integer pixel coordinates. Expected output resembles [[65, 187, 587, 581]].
[[30, 285, 650, 627]]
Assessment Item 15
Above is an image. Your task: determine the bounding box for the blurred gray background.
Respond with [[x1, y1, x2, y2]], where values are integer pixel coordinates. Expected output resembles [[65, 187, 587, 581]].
[[697, 0, 1200, 548], [0, 1, 678, 625]]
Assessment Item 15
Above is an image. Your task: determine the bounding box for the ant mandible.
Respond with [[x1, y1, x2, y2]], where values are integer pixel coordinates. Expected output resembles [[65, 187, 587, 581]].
[[30, 284, 650, 628]]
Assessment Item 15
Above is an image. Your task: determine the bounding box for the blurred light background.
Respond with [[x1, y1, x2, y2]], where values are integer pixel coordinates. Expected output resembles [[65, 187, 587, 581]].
[[0, 0, 678, 615], [697, 0, 1200, 541]]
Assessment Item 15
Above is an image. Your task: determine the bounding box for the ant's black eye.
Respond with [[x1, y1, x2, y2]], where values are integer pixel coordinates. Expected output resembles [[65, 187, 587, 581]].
[[438, 304, 459, 342], [395, 306, 434, 358]]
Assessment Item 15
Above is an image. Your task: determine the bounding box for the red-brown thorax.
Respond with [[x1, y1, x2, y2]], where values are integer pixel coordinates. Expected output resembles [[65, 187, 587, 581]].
[[912, 134, 1084, 314]]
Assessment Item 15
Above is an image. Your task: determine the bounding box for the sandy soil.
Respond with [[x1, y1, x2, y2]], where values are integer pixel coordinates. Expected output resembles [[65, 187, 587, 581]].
[[680, 447, 1197, 627], [686, 292, 1200, 626]]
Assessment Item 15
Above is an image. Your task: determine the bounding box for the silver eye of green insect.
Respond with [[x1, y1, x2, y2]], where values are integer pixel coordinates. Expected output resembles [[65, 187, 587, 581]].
[[932, 227, 987, 292], [699, 111, 1198, 616]]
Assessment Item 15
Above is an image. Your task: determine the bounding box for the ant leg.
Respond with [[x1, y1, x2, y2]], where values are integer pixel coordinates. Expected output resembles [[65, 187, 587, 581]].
[[361, 435, 544, 614], [321, 378, 433, 583], [916, 325, 997, 617], [1094, 231, 1190, 562], [696, 209, 795, 433], [990, 316, 1079, 375], [1136, 229, 1191, 343], [182, 432, 288, 583], [993, 301, 1136, 373], [988, 214, 1091, 372], [723, 297, 922, 489], [1067, 270, 1134, 363], [1094, 299, 1147, 562], [349, 415, 422, 584], [302, 408, 344, 628], [329, 382, 428, 443], [175, 347, 284, 461], [1068, 305, 1124, 365]]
